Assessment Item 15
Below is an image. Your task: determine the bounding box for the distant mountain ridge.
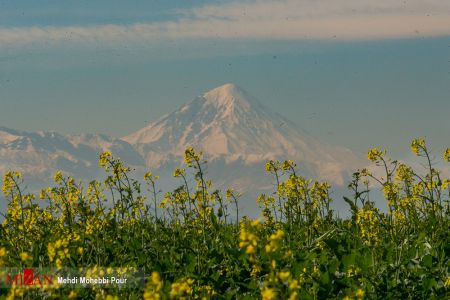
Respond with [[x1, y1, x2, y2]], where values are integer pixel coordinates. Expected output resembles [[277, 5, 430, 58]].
[[0, 126, 143, 186]]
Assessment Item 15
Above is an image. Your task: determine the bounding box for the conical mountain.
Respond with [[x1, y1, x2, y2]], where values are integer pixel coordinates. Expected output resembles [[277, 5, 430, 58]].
[[124, 83, 363, 185]]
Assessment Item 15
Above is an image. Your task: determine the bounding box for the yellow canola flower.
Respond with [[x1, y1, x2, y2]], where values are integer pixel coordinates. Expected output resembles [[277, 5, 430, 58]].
[[99, 151, 112, 168], [411, 138, 426, 155], [39, 189, 47, 199], [184, 146, 202, 166], [172, 168, 185, 177], [56, 258, 62, 268], [266, 229, 285, 253], [383, 182, 399, 201], [250, 265, 261, 278], [19, 252, 31, 262], [261, 286, 277, 300], [395, 164, 413, 182], [444, 276, 450, 288], [367, 148, 383, 161], [444, 148, 450, 162], [271, 260, 277, 269], [442, 179, 450, 190], [265, 244, 275, 253], [278, 270, 291, 282], [2, 171, 15, 196], [48, 243, 56, 262], [53, 171, 63, 183], [288, 291, 299, 300], [239, 220, 259, 254], [170, 277, 195, 299], [144, 172, 153, 181], [356, 207, 381, 246], [246, 245, 255, 254], [282, 160, 294, 171], [269, 229, 285, 241], [225, 188, 235, 199], [289, 278, 299, 290], [265, 160, 280, 172], [355, 288, 364, 299], [58, 248, 70, 259], [150, 272, 163, 291]]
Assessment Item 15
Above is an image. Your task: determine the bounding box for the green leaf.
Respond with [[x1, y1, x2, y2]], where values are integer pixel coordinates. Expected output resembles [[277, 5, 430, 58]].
[[422, 254, 433, 268]]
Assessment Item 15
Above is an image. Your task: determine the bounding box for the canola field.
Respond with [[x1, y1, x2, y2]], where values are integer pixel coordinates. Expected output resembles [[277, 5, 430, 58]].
[[0, 138, 449, 299]]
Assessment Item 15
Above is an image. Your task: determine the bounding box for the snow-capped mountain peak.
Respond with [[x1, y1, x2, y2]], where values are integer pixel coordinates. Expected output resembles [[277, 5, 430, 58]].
[[123, 84, 364, 185], [124, 83, 275, 158], [202, 83, 254, 111]]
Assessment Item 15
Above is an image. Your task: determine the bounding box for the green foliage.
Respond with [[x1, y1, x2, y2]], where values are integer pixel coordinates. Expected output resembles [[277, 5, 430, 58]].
[[0, 140, 449, 299]]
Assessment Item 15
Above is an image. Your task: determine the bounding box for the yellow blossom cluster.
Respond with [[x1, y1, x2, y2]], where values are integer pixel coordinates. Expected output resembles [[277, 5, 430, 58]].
[[48, 238, 70, 268], [356, 206, 381, 246], [0, 247, 6, 266], [395, 163, 413, 183], [184, 146, 202, 166], [410, 138, 426, 155], [99, 151, 112, 168], [444, 148, 450, 162], [172, 168, 185, 178], [265, 160, 279, 172], [169, 277, 195, 299], [260, 263, 301, 300], [265, 229, 285, 253], [2, 171, 22, 197], [239, 219, 260, 255], [367, 148, 383, 162], [144, 171, 159, 182], [143, 271, 164, 300]]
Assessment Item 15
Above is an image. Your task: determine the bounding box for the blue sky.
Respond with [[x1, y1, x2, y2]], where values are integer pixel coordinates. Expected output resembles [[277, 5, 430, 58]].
[[0, 0, 449, 158]]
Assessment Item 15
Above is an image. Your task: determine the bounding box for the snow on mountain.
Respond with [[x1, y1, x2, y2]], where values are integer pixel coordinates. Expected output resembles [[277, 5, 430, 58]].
[[0, 126, 143, 186], [123, 83, 363, 185]]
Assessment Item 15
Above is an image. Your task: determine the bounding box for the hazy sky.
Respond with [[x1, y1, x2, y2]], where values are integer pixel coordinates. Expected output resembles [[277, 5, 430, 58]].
[[0, 0, 449, 158]]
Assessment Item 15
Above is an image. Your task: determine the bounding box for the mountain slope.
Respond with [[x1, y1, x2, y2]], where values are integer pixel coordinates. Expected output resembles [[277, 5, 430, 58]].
[[123, 83, 363, 185], [0, 126, 143, 185]]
